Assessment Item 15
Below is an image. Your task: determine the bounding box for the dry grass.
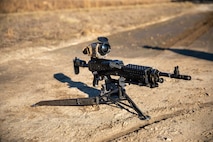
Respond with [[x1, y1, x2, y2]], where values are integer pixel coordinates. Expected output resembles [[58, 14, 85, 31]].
[[0, 0, 170, 13]]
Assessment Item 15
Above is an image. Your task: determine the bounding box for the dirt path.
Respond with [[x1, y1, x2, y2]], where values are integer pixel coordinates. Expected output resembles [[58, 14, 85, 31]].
[[0, 3, 213, 142]]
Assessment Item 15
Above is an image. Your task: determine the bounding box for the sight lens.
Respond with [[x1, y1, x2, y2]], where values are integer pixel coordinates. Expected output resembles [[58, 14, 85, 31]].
[[98, 43, 111, 55]]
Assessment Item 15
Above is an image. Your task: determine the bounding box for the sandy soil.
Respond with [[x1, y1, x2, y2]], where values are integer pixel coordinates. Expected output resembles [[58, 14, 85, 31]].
[[0, 2, 213, 142]]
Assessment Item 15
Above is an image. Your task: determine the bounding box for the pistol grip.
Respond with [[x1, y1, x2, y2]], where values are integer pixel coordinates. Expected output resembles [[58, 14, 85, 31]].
[[93, 74, 99, 87]]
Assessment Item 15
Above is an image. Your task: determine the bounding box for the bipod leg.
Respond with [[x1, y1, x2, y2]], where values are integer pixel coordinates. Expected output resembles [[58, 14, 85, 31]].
[[31, 97, 102, 107], [115, 77, 150, 120], [124, 92, 150, 120]]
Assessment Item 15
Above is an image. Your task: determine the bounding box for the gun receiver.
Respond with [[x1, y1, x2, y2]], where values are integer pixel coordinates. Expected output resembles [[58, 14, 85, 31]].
[[73, 58, 191, 88]]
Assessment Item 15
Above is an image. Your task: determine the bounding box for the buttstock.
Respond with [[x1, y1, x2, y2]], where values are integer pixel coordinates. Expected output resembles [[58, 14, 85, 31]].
[[73, 58, 80, 74]]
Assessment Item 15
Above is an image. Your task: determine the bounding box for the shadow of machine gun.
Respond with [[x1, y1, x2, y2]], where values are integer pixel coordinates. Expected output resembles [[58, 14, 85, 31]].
[[34, 37, 191, 120]]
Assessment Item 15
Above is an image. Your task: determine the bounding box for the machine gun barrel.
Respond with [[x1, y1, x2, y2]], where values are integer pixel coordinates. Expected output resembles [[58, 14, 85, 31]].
[[159, 72, 191, 80], [159, 66, 191, 80]]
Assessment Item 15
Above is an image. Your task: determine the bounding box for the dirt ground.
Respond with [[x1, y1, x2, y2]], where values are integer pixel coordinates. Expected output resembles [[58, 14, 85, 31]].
[[0, 2, 213, 142]]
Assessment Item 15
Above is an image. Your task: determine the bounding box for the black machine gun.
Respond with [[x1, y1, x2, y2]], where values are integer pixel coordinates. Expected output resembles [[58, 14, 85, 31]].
[[72, 37, 191, 120], [33, 37, 191, 120]]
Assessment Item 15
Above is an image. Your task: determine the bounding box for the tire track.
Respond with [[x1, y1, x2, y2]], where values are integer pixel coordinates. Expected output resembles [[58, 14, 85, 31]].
[[101, 101, 213, 142], [166, 12, 213, 48]]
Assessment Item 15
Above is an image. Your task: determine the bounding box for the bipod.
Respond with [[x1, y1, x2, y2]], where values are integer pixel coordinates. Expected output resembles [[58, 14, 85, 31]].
[[32, 77, 150, 120], [99, 77, 150, 120]]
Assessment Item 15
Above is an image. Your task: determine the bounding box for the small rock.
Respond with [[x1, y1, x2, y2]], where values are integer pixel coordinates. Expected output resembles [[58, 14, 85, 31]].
[[164, 137, 172, 141], [205, 93, 209, 96], [162, 41, 166, 45], [122, 121, 128, 127]]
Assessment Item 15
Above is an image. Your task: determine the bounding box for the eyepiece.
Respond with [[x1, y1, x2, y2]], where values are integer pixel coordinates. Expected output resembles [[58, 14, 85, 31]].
[[98, 43, 111, 56]]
